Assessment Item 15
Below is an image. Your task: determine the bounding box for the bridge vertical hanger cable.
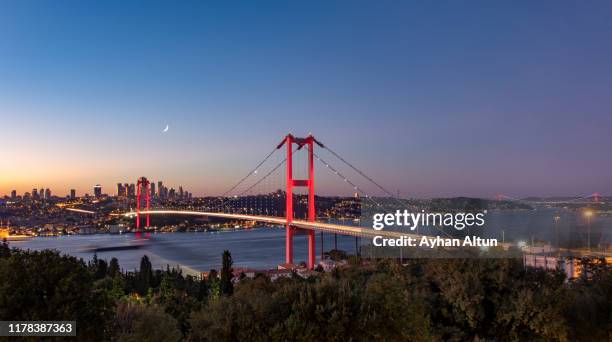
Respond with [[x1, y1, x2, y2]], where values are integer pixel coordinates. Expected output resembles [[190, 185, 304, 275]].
[[315, 151, 453, 238], [238, 154, 290, 197], [321, 145, 455, 238], [222, 147, 279, 197], [323, 145, 408, 206], [207, 147, 280, 213], [313, 152, 381, 207], [212, 148, 298, 215]]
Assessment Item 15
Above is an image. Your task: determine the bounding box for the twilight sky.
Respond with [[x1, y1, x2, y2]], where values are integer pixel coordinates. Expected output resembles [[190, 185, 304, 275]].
[[1, 1, 611, 198]]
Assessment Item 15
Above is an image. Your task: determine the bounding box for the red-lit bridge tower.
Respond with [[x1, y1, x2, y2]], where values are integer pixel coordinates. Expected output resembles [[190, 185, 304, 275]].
[[136, 177, 151, 229], [277, 134, 323, 270]]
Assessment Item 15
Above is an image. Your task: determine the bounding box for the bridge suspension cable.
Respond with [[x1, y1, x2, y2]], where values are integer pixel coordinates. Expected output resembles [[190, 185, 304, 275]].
[[314, 150, 453, 238], [238, 158, 286, 196], [221, 147, 279, 196], [209, 146, 299, 213], [323, 145, 402, 201], [206, 147, 280, 212], [313, 152, 381, 207], [313, 153, 450, 237]]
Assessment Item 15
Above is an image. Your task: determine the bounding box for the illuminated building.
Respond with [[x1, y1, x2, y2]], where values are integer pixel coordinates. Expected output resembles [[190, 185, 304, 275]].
[[0, 223, 29, 241], [127, 183, 135, 198], [117, 183, 125, 197], [70, 189, 76, 199], [93, 184, 102, 198]]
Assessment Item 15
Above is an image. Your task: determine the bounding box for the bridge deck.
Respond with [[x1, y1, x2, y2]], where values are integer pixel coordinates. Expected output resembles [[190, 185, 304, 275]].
[[124, 210, 414, 239]]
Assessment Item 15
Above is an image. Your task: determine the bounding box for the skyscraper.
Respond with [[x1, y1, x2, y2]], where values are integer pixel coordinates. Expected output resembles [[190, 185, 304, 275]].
[[93, 184, 102, 198], [44, 188, 51, 199], [70, 189, 76, 199], [179, 186, 184, 199], [150, 182, 156, 198], [32, 189, 38, 199], [127, 183, 135, 198], [10, 190, 16, 199], [157, 181, 163, 197], [117, 183, 125, 197]]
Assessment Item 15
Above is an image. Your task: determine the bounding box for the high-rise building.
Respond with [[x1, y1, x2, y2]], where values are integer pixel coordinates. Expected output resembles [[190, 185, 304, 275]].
[[127, 183, 135, 198], [169, 188, 176, 199], [39, 188, 44, 199], [10, 190, 16, 199], [179, 186, 184, 199], [93, 184, 102, 198], [32, 189, 38, 199], [70, 189, 76, 199], [117, 183, 125, 197], [150, 182, 156, 198], [157, 181, 163, 197], [45, 188, 51, 199]]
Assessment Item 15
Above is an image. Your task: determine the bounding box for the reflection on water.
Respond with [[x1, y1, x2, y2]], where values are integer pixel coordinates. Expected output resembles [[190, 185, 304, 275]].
[[11, 227, 358, 274]]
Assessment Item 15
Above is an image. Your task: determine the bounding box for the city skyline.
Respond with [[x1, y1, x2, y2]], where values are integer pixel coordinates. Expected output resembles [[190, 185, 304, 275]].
[[2, 2, 612, 197], [2, 180, 193, 199]]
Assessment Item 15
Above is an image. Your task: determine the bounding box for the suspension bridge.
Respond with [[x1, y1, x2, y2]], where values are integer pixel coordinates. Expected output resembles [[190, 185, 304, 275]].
[[65, 134, 609, 269], [494, 193, 605, 204], [117, 134, 421, 270]]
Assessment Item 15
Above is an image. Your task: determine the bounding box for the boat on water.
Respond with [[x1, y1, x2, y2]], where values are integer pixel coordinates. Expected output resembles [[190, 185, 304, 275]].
[[79, 237, 151, 253]]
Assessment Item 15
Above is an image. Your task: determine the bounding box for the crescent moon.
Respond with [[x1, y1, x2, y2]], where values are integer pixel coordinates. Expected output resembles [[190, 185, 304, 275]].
[[163, 125, 169, 132]]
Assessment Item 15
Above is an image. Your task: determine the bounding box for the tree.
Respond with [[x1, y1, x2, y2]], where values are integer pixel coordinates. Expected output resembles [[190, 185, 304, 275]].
[[0, 249, 111, 340], [108, 257, 121, 278], [358, 272, 432, 340], [137, 255, 153, 295], [112, 299, 181, 342], [89, 253, 108, 280], [159, 271, 173, 300], [220, 250, 233, 296], [565, 259, 612, 341], [0, 238, 9, 258]]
